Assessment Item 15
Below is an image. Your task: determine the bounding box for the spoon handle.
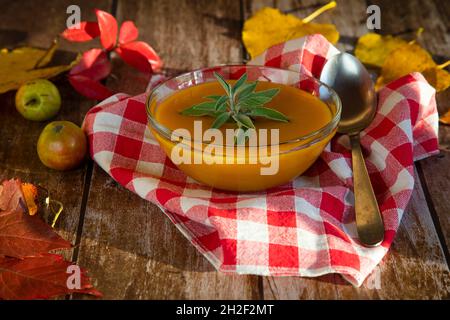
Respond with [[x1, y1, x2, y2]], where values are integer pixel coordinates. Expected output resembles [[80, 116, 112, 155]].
[[349, 134, 385, 247]]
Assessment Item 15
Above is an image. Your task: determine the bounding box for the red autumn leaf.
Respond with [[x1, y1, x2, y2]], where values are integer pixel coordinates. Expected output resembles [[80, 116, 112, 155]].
[[70, 48, 112, 81], [0, 210, 72, 258], [0, 179, 101, 299], [119, 21, 139, 45], [115, 41, 163, 73], [95, 9, 118, 50], [0, 254, 102, 300], [0, 179, 71, 258], [61, 21, 100, 42], [69, 75, 114, 100], [0, 179, 25, 213]]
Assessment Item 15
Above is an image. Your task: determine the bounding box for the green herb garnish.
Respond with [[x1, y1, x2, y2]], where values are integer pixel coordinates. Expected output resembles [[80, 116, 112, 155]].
[[180, 72, 289, 136]]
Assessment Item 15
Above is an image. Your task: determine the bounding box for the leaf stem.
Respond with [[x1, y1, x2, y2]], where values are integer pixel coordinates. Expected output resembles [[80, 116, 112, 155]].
[[302, 1, 336, 24], [437, 60, 450, 69]]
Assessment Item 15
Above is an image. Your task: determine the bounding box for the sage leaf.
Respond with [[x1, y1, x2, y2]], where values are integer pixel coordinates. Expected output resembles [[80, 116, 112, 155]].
[[211, 112, 231, 129], [216, 102, 227, 113], [251, 88, 280, 99], [231, 73, 248, 95], [239, 95, 272, 107], [249, 107, 289, 122], [234, 114, 255, 129], [179, 72, 288, 129], [236, 81, 257, 99], [214, 95, 228, 111], [206, 95, 222, 101], [214, 72, 231, 94], [180, 102, 216, 115]]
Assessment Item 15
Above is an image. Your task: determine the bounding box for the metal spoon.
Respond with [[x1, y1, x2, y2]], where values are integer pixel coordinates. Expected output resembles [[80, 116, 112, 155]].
[[320, 52, 384, 247]]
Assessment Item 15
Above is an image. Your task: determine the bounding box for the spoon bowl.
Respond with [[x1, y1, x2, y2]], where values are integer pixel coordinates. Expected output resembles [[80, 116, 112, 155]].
[[320, 53, 377, 135]]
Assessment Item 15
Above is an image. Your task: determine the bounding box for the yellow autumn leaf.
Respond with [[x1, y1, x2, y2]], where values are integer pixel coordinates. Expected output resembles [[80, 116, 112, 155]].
[[376, 42, 450, 92], [242, 1, 339, 59], [35, 39, 59, 68], [354, 33, 408, 68], [422, 62, 450, 92], [440, 109, 450, 125], [0, 40, 78, 94]]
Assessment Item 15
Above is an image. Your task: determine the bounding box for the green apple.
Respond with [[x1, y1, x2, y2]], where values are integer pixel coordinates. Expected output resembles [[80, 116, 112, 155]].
[[15, 79, 61, 121]]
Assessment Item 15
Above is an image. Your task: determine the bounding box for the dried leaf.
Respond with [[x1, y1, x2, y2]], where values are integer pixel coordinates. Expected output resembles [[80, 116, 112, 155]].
[[68, 48, 113, 100], [440, 109, 450, 125], [0, 209, 72, 258], [0, 179, 25, 213], [96, 9, 118, 50], [21, 183, 38, 216], [0, 44, 78, 94], [0, 179, 100, 299], [35, 39, 59, 68], [422, 62, 450, 92], [115, 41, 163, 73], [68, 74, 113, 100], [242, 2, 339, 59], [0, 180, 71, 258], [119, 21, 139, 45], [354, 33, 408, 68], [0, 254, 102, 300], [376, 42, 450, 91], [69, 48, 111, 81], [61, 21, 100, 42]]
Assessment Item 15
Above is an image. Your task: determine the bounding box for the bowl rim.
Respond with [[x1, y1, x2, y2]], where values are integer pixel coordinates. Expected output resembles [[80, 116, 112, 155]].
[[146, 64, 341, 151]]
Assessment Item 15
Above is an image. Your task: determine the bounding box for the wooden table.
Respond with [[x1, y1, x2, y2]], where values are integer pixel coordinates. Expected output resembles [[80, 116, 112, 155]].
[[0, 0, 449, 299]]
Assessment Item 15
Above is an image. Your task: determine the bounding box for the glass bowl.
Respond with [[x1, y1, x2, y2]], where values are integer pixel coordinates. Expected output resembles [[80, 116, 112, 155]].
[[146, 65, 341, 192]]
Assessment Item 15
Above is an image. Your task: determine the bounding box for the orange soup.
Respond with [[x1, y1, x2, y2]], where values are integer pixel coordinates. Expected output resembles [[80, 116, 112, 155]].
[[149, 81, 337, 191]]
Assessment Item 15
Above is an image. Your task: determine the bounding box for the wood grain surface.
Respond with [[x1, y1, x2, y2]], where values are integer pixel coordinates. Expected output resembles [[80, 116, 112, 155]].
[[74, 0, 261, 299], [0, 0, 112, 259], [243, 0, 450, 300], [0, 0, 449, 299], [372, 0, 450, 257]]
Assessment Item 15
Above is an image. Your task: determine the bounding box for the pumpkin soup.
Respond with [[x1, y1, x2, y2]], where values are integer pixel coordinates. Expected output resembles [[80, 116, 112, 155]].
[[155, 81, 332, 143], [148, 74, 338, 191]]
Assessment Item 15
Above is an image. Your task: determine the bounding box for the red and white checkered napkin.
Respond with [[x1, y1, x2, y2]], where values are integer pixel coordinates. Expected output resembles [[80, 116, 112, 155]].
[[83, 34, 439, 286]]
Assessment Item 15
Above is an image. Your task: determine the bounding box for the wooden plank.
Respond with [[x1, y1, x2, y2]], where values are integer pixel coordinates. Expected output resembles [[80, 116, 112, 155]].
[[417, 118, 450, 253], [263, 174, 450, 299], [370, 0, 450, 256], [243, 0, 350, 299], [0, 0, 111, 255], [243, 0, 342, 299], [333, 172, 449, 299], [244, 0, 450, 299], [370, 0, 450, 58], [74, 0, 261, 299], [0, 0, 109, 51], [280, 0, 368, 52]]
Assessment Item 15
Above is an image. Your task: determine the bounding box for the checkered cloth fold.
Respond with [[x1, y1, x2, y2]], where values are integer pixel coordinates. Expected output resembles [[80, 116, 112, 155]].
[[83, 35, 439, 286]]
